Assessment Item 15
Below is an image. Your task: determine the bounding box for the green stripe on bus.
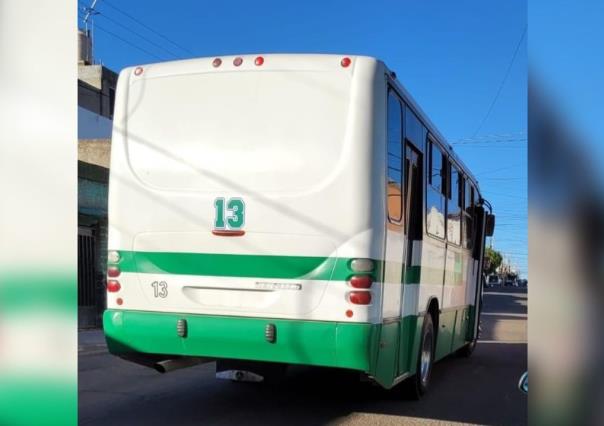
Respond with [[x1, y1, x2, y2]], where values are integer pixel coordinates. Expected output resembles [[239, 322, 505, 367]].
[[115, 250, 379, 281], [403, 265, 421, 284]]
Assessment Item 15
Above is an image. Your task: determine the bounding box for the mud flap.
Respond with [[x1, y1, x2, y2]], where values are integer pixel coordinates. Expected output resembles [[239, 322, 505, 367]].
[[372, 321, 400, 388]]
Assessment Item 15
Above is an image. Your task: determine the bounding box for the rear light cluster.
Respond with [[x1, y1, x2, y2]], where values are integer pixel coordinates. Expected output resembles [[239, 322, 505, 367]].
[[107, 251, 122, 304], [211, 56, 265, 68], [346, 258, 375, 307]]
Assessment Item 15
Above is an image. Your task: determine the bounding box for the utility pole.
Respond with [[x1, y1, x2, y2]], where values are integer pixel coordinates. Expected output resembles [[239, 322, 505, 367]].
[[82, 0, 99, 63], [83, 0, 99, 33]]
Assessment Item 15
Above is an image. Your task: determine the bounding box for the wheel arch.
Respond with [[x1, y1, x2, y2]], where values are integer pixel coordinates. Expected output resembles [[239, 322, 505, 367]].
[[424, 296, 440, 347]]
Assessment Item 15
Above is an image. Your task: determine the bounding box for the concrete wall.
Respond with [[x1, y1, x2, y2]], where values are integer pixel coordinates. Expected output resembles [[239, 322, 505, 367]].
[[78, 65, 118, 119], [78, 65, 116, 328], [79, 138, 111, 168]]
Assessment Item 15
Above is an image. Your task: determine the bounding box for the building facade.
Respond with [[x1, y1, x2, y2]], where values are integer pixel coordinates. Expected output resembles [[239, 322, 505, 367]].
[[78, 38, 117, 327]]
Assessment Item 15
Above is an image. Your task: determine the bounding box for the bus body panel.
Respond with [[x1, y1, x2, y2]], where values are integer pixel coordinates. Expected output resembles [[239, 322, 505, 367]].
[[105, 54, 487, 389], [108, 55, 386, 325]]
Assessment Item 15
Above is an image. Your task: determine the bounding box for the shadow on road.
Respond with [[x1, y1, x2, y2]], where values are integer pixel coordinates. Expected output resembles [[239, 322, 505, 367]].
[[79, 343, 526, 426]]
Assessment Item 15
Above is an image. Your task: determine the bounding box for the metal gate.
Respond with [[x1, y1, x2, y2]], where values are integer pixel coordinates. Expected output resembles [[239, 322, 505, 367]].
[[78, 226, 103, 327]]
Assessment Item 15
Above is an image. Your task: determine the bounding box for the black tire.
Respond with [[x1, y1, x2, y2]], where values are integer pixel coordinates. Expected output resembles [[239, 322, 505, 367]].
[[407, 313, 435, 399]]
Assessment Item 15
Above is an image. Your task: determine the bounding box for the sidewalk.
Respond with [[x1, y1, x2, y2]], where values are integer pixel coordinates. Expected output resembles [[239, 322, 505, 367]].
[[79, 329, 107, 356]]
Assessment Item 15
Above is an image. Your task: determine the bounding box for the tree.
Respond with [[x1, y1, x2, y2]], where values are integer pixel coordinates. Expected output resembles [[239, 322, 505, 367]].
[[484, 247, 503, 275]]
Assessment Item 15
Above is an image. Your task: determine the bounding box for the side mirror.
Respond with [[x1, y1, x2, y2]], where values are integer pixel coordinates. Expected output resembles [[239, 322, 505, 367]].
[[485, 213, 495, 237], [518, 371, 528, 394]]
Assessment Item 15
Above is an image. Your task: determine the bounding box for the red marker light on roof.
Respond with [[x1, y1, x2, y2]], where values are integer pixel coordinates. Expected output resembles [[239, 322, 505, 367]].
[[233, 57, 243, 66], [341, 57, 351, 67], [254, 56, 264, 66], [134, 66, 143, 76], [212, 58, 222, 67]]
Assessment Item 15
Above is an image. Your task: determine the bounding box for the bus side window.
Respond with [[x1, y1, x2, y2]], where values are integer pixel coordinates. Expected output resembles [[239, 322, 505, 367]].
[[447, 164, 462, 245], [426, 139, 446, 239], [387, 90, 403, 224], [463, 180, 475, 249]]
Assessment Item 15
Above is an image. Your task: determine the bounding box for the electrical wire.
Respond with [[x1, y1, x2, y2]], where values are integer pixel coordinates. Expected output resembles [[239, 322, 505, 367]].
[[99, 0, 194, 55], [472, 26, 527, 137]]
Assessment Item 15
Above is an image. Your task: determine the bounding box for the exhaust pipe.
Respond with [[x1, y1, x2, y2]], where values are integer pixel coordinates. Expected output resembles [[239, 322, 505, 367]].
[[154, 357, 208, 373]]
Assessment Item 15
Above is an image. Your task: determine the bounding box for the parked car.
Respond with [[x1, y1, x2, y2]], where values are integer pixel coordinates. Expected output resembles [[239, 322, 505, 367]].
[[504, 277, 517, 287], [486, 274, 501, 288]]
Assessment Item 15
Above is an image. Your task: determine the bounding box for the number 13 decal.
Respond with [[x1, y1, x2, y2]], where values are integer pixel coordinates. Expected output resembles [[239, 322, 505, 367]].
[[214, 198, 245, 230]]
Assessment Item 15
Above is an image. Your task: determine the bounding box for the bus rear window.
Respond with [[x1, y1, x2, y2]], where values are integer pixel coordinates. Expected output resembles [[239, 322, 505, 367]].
[[125, 70, 351, 193]]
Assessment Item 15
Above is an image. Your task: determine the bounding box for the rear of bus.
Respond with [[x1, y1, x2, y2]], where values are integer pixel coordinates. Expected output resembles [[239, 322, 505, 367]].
[[103, 55, 388, 375]]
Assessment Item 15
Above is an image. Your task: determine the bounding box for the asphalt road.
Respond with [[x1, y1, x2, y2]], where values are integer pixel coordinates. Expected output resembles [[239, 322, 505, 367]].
[[79, 287, 527, 425]]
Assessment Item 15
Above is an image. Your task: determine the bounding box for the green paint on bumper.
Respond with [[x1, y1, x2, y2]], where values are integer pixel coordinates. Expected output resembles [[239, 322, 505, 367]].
[[104, 310, 379, 372]]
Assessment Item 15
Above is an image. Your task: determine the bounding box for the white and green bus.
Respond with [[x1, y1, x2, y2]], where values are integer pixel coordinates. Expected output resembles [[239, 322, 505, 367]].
[[104, 54, 494, 397]]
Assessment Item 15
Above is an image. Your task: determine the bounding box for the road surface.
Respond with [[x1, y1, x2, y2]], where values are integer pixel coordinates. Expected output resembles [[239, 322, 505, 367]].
[[79, 287, 527, 425]]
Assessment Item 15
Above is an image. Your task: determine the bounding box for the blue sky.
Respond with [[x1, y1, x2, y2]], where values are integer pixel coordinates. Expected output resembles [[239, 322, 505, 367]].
[[80, 0, 527, 277]]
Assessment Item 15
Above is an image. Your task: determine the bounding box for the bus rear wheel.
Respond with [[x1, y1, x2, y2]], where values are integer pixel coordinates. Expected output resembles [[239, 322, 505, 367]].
[[407, 313, 435, 399]]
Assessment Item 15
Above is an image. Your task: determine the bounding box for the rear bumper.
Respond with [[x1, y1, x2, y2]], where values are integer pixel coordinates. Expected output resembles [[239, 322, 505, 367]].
[[103, 309, 379, 372]]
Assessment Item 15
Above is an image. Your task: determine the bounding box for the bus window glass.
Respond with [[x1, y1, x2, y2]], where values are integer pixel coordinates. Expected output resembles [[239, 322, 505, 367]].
[[387, 90, 402, 223], [463, 180, 474, 249], [405, 106, 423, 148], [429, 141, 443, 192], [426, 140, 445, 238], [447, 165, 462, 245]]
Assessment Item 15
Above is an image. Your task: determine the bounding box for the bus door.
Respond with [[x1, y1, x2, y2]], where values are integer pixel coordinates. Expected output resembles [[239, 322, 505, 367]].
[[374, 88, 404, 388], [398, 142, 423, 374]]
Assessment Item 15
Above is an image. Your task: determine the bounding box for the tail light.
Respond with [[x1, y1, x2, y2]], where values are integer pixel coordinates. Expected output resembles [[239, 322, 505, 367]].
[[107, 280, 121, 293], [348, 291, 371, 305], [350, 258, 374, 273], [349, 275, 372, 289], [340, 57, 351, 67], [108, 250, 120, 264], [254, 56, 264, 66], [107, 266, 121, 277]]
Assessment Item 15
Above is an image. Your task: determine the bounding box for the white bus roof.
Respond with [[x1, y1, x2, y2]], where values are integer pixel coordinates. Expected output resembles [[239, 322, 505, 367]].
[[126, 53, 481, 195]]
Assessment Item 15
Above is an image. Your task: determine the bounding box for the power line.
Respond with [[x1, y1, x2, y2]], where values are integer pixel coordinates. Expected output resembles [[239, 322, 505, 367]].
[[95, 10, 182, 59], [453, 137, 526, 145], [78, 10, 165, 61], [99, 0, 194, 55], [472, 25, 527, 137], [488, 192, 527, 199], [453, 132, 526, 144], [475, 165, 525, 176]]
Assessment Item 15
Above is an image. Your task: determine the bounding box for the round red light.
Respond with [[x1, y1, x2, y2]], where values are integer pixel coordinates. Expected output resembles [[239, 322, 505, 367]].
[[134, 66, 143, 76], [349, 291, 372, 305], [107, 266, 121, 278], [107, 280, 121, 293], [116, 298, 123, 306], [341, 57, 351, 67], [346, 309, 353, 318], [212, 58, 222, 67], [233, 57, 243, 66], [350, 275, 372, 289], [254, 56, 264, 66]]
